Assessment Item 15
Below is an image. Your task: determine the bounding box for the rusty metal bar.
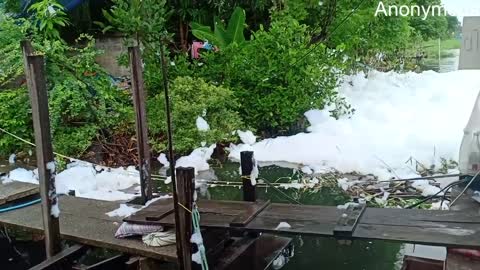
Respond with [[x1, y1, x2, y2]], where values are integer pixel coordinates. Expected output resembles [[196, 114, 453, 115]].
[[159, 41, 183, 269]]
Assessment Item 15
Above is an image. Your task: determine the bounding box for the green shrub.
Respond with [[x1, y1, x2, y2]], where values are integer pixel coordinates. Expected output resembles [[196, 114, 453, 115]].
[[192, 15, 350, 135], [147, 76, 244, 153], [0, 10, 134, 158], [0, 88, 34, 155]]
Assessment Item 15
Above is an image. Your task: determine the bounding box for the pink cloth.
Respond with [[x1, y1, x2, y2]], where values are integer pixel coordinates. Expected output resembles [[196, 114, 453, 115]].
[[191, 41, 204, 59]]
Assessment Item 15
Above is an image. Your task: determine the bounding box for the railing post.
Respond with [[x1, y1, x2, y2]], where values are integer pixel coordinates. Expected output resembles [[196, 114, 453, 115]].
[[21, 41, 61, 258], [240, 151, 256, 202], [128, 46, 153, 204], [176, 167, 195, 270]]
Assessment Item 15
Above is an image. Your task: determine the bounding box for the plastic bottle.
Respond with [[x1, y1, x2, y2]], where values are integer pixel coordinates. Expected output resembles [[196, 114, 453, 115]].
[[459, 92, 480, 176]]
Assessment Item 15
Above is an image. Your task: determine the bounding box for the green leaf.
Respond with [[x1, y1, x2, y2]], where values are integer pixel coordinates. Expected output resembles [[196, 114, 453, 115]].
[[213, 17, 229, 46], [226, 7, 246, 44], [191, 22, 225, 47]]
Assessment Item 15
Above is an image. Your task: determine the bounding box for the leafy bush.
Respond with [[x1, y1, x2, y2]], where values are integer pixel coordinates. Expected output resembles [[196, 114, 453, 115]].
[[192, 14, 350, 135], [147, 76, 244, 153], [191, 7, 246, 48], [0, 88, 33, 155], [28, 0, 69, 40], [0, 14, 30, 88], [0, 9, 134, 158]]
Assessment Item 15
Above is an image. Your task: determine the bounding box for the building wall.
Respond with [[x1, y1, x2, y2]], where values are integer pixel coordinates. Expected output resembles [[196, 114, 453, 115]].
[[95, 34, 130, 77]]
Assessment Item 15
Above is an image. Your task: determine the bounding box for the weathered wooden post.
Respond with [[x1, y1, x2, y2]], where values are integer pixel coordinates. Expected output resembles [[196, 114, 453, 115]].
[[240, 151, 256, 202], [21, 40, 61, 257], [128, 46, 153, 204], [176, 167, 195, 270]]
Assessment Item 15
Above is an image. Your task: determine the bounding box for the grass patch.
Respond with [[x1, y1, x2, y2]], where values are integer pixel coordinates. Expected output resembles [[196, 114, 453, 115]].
[[422, 38, 461, 58]]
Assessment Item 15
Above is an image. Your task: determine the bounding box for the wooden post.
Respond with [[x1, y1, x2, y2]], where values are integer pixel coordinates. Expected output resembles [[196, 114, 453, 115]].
[[21, 41, 61, 258], [176, 167, 195, 270], [128, 46, 153, 204], [240, 151, 256, 202]]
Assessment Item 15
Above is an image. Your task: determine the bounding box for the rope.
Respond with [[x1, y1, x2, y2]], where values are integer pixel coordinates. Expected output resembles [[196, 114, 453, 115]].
[[0, 127, 167, 179], [191, 202, 209, 270], [177, 202, 192, 214]]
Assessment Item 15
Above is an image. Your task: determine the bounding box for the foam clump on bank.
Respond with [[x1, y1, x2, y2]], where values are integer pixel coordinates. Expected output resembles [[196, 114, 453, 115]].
[[176, 144, 216, 174], [55, 163, 140, 201], [237, 130, 256, 145], [229, 70, 480, 181], [1, 168, 38, 184], [2, 163, 141, 201]]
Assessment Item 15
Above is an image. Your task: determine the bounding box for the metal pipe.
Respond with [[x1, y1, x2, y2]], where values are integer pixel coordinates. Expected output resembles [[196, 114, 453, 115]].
[[159, 42, 184, 270]]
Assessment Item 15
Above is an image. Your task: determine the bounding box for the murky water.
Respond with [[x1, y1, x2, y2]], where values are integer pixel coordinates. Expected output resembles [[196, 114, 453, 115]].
[[158, 162, 404, 270]]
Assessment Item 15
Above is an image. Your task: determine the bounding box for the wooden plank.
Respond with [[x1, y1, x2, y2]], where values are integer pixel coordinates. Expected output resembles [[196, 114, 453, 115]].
[[446, 253, 480, 270], [334, 203, 366, 237], [245, 203, 341, 236], [400, 255, 444, 270], [0, 196, 177, 262], [230, 200, 270, 227], [29, 244, 87, 270], [22, 44, 61, 258], [124, 199, 271, 228], [123, 200, 480, 248], [0, 182, 39, 205], [361, 207, 480, 224], [176, 167, 195, 270], [213, 236, 257, 270], [240, 151, 256, 202], [354, 222, 480, 248], [128, 46, 152, 204], [125, 257, 168, 270], [203, 229, 230, 262], [79, 254, 128, 270], [214, 234, 292, 270], [145, 209, 174, 221]]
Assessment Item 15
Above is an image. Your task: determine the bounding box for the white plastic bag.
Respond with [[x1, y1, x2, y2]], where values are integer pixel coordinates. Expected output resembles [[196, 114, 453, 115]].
[[459, 91, 480, 175]]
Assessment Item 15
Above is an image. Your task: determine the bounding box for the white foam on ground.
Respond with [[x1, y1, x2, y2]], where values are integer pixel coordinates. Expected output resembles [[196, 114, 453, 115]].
[[1, 168, 38, 184], [275, 222, 292, 230], [2, 163, 140, 201], [106, 204, 140, 217], [229, 70, 480, 181], [55, 164, 140, 201]]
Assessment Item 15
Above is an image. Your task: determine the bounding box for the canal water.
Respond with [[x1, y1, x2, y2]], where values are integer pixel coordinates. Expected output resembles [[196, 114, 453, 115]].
[[186, 163, 405, 270]]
